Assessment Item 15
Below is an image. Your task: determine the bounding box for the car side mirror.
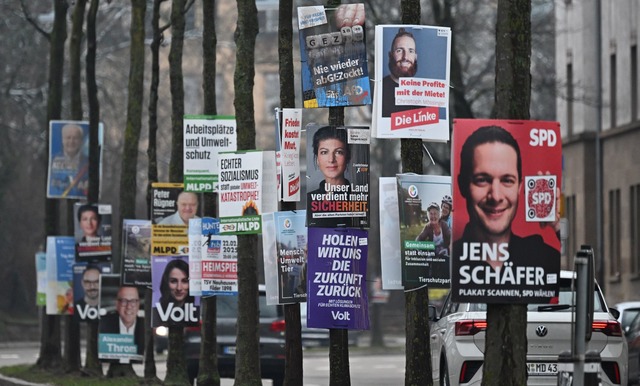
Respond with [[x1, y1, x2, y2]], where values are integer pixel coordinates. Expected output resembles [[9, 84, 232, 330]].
[[609, 307, 620, 320], [428, 305, 438, 321]]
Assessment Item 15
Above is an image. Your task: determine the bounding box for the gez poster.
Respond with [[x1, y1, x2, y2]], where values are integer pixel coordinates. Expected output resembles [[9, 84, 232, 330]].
[[98, 274, 145, 363], [306, 125, 370, 228], [263, 211, 307, 305], [306, 228, 369, 330], [121, 219, 152, 286], [183, 115, 237, 193], [151, 183, 200, 256], [73, 262, 112, 321], [74, 203, 112, 262], [47, 120, 103, 199], [45, 236, 76, 315], [396, 174, 451, 290], [298, 4, 371, 108], [451, 119, 562, 303], [151, 256, 200, 327], [217, 151, 277, 234], [373, 25, 451, 141], [200, 217, 238, 296]]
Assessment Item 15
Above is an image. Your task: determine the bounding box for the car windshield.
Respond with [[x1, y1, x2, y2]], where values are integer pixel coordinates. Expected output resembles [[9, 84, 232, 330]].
[[217, 294, 281, 318], [466, 277, 606, 312]]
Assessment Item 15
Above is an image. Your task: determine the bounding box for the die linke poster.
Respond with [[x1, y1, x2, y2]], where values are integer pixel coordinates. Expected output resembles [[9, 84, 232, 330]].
[[451, 119, 561, 303], [297, 4, 371, 108], [306, 228, 369, 330], [373, 25, 451, 141]]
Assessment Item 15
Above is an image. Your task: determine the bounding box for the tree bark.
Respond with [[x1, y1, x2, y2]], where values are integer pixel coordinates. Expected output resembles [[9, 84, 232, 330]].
[[168, 0, 186, 183], [481, 1, 531, 385]]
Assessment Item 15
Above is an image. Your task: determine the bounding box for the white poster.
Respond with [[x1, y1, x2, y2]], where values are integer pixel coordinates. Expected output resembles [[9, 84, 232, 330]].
[[379, 177, 402, 290], [281, 108, 302, 202]]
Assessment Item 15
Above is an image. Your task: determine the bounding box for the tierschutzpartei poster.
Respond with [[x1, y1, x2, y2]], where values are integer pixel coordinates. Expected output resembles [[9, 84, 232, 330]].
[[306, 125, 370, 228], [121, 219, 152, 287], [451, 119, 562, 303], [297, 4, 371, 108]]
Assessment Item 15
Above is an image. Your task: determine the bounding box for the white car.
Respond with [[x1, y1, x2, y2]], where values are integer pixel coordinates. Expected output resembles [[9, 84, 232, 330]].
[[613, 301, 640, 333], [429, 270, 628, 385]]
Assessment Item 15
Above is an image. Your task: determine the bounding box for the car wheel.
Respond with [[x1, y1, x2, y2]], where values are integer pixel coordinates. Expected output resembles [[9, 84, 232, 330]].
[[440, 354, 450, 386]]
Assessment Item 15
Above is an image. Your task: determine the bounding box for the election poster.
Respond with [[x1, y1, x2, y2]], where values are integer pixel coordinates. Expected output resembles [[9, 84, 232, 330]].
[[397, 174, 452, 290], [73, 262, 112, 321], [379, 177, 402, 290], [306, 125, 370, 228], [151, 183, 200, 256], [151, 256, 200, 327], [281, 108, 302, 202], [74, 203, 112, 262], [45, 236, 76, 315], [200, 217, 239, 296], [188, 218, 203, 297], [306, 228, 369, 330], [451, 119, 562, 303], [121, 219, 152, 287], [373, 25, 451, 141], [263, 211, 308, 305], [47, 120, 103, 199], [217, 151, 278, 234], [262, 213, 279, 304], [98, 274, 145, 363], [183, 115, 237, 193], [297, 4, 371, 108], [35, 251, 47, 306]]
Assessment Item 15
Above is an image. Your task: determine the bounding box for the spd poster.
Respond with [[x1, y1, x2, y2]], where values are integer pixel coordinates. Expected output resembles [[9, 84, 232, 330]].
[[451, 119, 561, 303]]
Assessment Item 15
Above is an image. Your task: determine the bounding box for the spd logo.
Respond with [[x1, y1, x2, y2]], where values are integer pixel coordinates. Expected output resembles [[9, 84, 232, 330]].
[[525, 175, 556, 222]]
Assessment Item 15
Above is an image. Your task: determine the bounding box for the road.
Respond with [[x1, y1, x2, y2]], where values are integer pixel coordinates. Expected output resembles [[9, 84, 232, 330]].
[[0, 344, 406, 385]]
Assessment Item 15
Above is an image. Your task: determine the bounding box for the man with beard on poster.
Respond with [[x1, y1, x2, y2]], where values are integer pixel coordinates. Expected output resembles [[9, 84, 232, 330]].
[[382, 28, 418, 117]]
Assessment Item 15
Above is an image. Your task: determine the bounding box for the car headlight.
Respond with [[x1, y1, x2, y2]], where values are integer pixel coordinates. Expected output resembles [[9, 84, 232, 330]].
[[155, 326, 168, 337]]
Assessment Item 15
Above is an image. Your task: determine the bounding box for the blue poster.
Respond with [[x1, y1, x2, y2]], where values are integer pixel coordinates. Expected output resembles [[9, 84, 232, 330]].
[[306, 228, 369, 330], [45, 236, 76, 315]]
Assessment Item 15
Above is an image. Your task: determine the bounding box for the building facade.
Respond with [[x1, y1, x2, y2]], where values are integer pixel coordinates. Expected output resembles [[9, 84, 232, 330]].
[[556, 0, 640, 304]]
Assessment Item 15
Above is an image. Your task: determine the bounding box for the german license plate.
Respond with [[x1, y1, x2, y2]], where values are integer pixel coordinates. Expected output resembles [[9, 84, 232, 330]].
[[527, 362, 558, 376], [223, 346, 236, 355]]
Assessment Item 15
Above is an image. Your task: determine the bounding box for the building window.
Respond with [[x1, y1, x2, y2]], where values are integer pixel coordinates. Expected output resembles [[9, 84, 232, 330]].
[[609, 189, 621, 279], [631, 185, 640, 275], [566, 194, 577, 261], [567, 63, 574, 135], [632, 45, 638, 122], [610, 54, 617, 128]]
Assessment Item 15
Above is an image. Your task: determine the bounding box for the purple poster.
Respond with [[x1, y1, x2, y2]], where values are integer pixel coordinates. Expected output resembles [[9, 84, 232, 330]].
[[306, 228, 369, 330], [151, 255, 200, 327]]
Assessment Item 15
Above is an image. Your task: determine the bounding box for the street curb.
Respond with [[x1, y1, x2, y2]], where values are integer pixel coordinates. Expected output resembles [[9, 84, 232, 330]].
[[0, 373, 51, 386]]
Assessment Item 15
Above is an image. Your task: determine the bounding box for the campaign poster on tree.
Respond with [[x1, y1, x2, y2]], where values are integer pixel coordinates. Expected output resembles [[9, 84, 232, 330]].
[[73, 262, 112, 321], [151, 256, 200, 327], [98, 274, 145, 363], [451, 119, 562, 303], [275, 211, 307, 304], [200, 217, 239, 296], [47, 120, 103, 199], [373, 25, 451, 141], [306, 125, 370, 228], [151, 183, 200, 256], [121, 219, 152, 286], [35, 252, 47, 306], [379, 177, 402, 290], [397, 174, 452, 290], [218, 151, 278, 234], [45, 236, 76, 315], [297, 4, 371, 108], [306, 228, 369, 330], [281, 108, 302, 202], [183, 115, 237, 193], [74, 203, 112, 262]]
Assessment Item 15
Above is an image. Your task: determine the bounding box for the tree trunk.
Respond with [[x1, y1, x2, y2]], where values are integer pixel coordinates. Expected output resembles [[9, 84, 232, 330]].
[[165, 326, 190, 385], [234, 0, 261, 381], [168, 0, 186, 183], [481, 1, 531, 385], [86, 0, 101, 204], [398, 1, 433, 385], [37, 0, 67, 370], [143, 287, 159, 381], [197, 1, 221, 384]]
